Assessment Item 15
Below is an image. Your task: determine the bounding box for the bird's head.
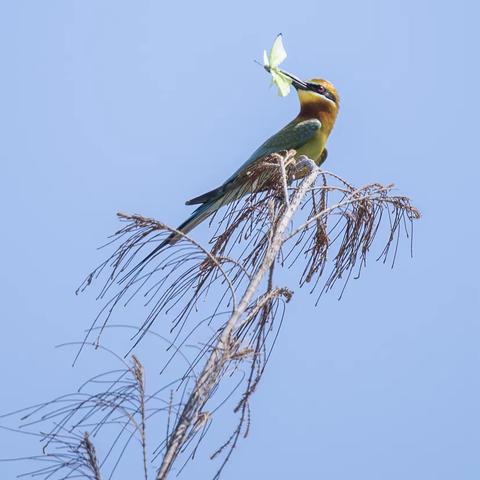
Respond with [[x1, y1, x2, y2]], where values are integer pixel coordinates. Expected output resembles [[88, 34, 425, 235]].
[[280, 71, 339, 131], [298, 78, 339, 109], [282, 72, 339, 110]]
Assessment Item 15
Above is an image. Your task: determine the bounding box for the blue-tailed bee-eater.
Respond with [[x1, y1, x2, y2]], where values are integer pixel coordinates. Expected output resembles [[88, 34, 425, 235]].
[[149, 71, 339, 260]]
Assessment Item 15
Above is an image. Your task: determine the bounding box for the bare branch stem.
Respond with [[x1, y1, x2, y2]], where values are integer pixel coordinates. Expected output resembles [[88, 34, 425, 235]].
[[156, 162, 320, 479]]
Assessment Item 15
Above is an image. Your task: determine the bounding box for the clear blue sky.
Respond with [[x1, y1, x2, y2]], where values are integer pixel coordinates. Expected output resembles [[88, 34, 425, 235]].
[[1, 1, 479, 479]]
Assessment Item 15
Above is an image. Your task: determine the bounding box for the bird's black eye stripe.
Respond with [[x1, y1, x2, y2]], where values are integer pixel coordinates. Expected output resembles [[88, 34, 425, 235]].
[[307, 82, 324, 93], [307, 82, 336, 103]]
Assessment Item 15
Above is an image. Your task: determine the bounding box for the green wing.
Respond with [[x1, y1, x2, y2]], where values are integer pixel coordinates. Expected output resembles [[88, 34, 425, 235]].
[[186, 118, 321, 205], [226, 118, 321, 183]]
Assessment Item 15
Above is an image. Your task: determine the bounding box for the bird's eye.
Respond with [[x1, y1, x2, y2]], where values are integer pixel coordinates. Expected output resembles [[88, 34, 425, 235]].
[[317, 85, 326, 93]]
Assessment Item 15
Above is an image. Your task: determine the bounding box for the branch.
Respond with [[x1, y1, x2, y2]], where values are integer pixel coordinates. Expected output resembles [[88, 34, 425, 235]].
[[156, 157, 320, 479], [3, 151, 420, 480]]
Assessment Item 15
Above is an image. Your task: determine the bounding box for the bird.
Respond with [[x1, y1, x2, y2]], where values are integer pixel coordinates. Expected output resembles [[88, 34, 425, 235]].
[[140, 71, 339, 268]]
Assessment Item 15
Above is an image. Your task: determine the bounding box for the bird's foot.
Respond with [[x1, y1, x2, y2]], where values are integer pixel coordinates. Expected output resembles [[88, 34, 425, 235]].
[[295, 155, 318, 174]]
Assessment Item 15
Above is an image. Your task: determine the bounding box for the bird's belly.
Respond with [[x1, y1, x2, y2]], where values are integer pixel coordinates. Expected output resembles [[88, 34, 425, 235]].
[[295, 130, 326, 165]]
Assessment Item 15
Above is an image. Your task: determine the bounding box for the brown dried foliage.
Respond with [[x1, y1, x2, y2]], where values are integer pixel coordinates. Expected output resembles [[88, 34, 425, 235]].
[[3, 151, 420, 479]]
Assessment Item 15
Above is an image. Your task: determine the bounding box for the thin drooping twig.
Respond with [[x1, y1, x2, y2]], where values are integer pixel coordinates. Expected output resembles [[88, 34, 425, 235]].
[[132, 355, 149, 480], [156, 156, 320, 479], [82, 432, 102, 480], [1, 344, 172, 480], [2, 151, 420, 480]]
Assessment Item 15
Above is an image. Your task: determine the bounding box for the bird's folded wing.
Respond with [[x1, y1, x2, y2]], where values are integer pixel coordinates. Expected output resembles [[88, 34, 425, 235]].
[[186, 118, 321, 206], [225, 118, 321, 183]]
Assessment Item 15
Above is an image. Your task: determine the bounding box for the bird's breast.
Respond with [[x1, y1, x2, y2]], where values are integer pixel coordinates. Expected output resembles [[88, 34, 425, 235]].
[[295, 128, 327, 165]]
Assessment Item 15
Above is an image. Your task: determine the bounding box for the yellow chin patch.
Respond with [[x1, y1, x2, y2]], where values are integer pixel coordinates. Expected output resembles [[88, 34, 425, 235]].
[[297, 89, 336, 107], [298, 89, 322, 104]]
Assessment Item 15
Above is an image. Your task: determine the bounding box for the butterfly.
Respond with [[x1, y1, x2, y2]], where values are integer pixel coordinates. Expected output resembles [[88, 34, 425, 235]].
[[263, 34, 293, 97]]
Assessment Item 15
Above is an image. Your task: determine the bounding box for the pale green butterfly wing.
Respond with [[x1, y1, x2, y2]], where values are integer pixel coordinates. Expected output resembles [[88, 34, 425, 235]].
[[263, 50, 269, 67], [263, 34, 292, 97], [268, 34, 287, 67], [271, 69, 291, 96]]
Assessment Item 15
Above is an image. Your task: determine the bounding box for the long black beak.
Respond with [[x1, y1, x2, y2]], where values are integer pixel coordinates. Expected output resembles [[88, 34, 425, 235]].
[[279, 69, 309, 90], [264, 65, 308, 90]]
